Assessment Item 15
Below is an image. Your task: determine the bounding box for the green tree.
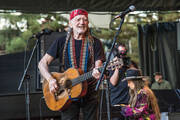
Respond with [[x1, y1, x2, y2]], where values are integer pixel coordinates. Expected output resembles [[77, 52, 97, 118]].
[[0, 13, 68, 54]]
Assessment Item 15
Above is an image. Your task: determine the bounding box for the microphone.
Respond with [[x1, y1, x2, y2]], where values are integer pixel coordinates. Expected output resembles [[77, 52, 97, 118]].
[[31, 28, 53, 39], [114, 5, 135, 19]]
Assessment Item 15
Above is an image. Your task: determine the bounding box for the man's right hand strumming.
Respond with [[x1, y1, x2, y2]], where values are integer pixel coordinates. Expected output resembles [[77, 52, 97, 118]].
[[38, 53, 59, 94], [49, 79, 59, 94]]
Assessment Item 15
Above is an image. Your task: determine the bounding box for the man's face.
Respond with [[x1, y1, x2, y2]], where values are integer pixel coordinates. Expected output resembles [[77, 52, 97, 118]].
[[118, 46, 127, 55], [69, 15, 89, 35], [155, 75, 162, 82]]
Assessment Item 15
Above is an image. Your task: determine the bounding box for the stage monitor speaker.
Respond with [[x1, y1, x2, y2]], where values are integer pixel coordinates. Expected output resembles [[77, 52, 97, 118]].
[[0, 92, 61, 119], [36, 31, 66, 90], [169, 112, 180, 120]]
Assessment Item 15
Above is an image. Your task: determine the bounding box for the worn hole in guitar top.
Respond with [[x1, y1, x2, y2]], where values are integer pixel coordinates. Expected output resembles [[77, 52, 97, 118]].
[[56, 79, 72, 96], [64, 79, 72, 89]]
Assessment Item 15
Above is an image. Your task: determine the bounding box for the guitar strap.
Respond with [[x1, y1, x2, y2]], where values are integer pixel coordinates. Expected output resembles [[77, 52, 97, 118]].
[[68, 36, 89, 72], [61, 28, 72, 72], [68, 95, 79, 101]]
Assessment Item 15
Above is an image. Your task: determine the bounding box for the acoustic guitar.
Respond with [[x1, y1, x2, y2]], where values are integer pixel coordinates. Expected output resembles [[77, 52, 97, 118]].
[[43, 58, 123, 111]]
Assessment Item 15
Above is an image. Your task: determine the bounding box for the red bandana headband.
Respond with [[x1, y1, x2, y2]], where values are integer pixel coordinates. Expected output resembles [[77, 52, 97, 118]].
[[70, 9, 88, 20]]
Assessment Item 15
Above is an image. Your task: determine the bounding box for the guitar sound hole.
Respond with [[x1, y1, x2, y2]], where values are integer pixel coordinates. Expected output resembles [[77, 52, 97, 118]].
[[65, 79, 72, 89]]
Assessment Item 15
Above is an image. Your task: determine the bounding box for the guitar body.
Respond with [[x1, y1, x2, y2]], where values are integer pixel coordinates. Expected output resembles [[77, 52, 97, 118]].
[[42, 58, 123, 111], [43, 68, 88, 111]]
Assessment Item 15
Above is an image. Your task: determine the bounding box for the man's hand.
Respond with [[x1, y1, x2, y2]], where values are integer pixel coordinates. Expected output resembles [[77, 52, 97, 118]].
[[92, 59, 104, 79], [92, 67, 101, 79], [49, 79, 59, 94]]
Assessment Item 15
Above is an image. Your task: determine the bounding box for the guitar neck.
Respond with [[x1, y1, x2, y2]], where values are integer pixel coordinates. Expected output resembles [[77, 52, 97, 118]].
[[71, 58, 123, 86], [72, 67, 103, 86]]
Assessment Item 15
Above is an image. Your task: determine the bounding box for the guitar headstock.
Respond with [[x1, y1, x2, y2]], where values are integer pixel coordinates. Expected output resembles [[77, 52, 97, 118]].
[[106, 58, 124, 70]]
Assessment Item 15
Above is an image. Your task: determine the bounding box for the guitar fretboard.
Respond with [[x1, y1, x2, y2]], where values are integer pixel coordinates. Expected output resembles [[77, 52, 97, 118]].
[[71, 58, 123, 86], [71, 68, 103, 86]]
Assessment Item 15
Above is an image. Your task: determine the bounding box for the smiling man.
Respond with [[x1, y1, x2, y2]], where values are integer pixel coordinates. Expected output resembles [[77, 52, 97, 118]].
[[38, 8, 105, 120]]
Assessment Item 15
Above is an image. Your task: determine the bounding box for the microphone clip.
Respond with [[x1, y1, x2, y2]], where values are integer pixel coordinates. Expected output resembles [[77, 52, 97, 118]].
[[31, 29, 53, 39]]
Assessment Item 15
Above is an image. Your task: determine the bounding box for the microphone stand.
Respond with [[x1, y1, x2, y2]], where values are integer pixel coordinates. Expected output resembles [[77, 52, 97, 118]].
[[18, 36, 41, 120], [95, 17, 125, 120]]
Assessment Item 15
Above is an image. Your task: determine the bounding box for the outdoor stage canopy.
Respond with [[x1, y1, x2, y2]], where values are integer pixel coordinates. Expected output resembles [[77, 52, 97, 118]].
[[0, 0, 180, 13]]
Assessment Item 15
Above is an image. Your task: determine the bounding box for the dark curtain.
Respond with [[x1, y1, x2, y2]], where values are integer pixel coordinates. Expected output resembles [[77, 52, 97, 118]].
[[138, 22, 180, 89]]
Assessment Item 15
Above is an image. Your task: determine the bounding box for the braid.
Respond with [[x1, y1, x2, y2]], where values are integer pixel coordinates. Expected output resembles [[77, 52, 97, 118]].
[[87, 28, 95, 69], [62, 27, 72, 71]]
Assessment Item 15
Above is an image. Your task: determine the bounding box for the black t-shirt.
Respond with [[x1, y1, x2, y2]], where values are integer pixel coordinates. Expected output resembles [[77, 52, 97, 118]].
[[47, 34, 105, 70], [109, 67, 130, 105], [47, 34, 105, 99]]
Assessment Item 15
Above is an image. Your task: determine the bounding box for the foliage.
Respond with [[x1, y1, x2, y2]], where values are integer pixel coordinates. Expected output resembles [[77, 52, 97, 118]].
[[0, 11, 180, 65], [6, 37, 26, 53], [0, 13, 68, 55]]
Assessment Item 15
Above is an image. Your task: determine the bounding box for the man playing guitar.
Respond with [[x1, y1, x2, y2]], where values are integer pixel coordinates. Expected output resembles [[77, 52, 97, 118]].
[[38, 8, 105, 120]]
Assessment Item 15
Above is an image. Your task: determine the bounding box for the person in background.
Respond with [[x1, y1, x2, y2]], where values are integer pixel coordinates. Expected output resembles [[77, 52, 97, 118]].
[[109, 44, 141, 120], [109, 44, 131, 107], [151, 72, 171, 90], [38, 8, 105, 120], [121, 75, 161, 120]]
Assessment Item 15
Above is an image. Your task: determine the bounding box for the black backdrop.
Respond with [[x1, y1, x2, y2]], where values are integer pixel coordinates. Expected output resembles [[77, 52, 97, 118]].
[[0, 0, 180, 13], [0, 51, 38, 94], [138, 22, 180, 89]]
